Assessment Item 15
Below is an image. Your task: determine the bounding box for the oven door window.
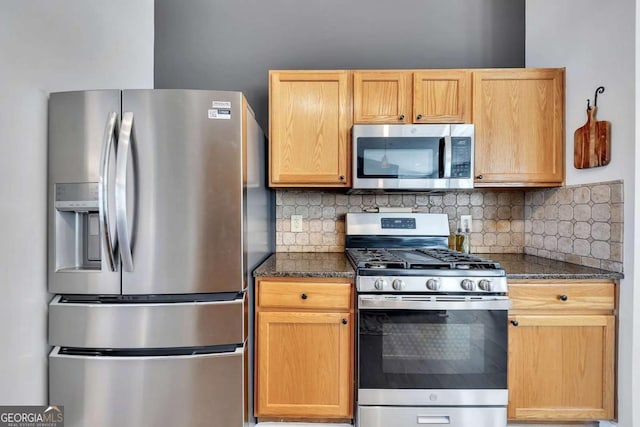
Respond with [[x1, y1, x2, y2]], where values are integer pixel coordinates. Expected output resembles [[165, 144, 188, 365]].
[[359, 309, 507, 389], [356, 137, 443, 179]]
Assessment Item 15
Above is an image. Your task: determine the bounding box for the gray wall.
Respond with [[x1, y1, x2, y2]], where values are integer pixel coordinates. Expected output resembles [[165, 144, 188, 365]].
[[526, 2, 637, 426], [0, 0, 154, 404], [154, 0, 525, 130]]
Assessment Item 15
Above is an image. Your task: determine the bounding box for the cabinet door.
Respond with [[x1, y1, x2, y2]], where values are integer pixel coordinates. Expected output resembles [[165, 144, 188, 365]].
[[413, 70, 471, 123], [353, 71, 412, 123], [269, 71, 351, 187], [473, 68, 564, 187], [256, 311, 353, 418], [508, 314, 615, 421]]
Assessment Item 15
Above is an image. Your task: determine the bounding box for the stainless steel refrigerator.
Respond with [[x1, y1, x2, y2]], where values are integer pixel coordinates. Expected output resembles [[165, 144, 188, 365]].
[[47, 90, 272, 427]]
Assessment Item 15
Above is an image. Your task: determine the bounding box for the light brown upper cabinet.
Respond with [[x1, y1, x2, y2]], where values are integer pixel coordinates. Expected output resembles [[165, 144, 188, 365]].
[[473, 68, 565, 187], [269, 70, 351, 187], [414, 70, 471, 123], [353, 71, 412, 123], [353, 70, 471, 124]]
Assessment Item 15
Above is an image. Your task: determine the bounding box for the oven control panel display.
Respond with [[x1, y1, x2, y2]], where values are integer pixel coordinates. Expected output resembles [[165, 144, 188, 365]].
[[381, 218, 416, 229]]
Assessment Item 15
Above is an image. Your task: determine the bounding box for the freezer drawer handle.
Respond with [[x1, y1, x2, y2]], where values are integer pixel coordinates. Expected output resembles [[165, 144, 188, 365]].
[[116, 112, 135, 272], [99, 112, 119, 271], [417, 415, 450, 424]]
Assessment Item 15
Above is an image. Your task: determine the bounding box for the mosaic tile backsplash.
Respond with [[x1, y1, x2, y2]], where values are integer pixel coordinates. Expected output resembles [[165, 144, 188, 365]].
[[524, 181, 623, 273], [275, 190, 526, 253], [274, 180, 624, 273]]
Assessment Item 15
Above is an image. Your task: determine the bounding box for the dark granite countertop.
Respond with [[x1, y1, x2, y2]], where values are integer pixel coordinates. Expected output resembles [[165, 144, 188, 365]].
[[253, 252, 622, 281], [478, 253, 624, 280], [253, 252, 355, 278]]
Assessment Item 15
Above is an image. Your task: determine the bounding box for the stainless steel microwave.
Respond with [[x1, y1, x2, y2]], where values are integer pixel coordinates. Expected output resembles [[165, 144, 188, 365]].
[[352, 124, 474, 191]]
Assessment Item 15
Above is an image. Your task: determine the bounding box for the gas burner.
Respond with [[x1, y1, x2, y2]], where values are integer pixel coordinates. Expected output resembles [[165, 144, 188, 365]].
[[416, 248, 502, 270], [346, 248, 408, 269]]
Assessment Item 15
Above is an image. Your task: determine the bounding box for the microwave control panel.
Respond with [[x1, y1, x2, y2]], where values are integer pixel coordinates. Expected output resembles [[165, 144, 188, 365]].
[[451, 138, 472, 178]]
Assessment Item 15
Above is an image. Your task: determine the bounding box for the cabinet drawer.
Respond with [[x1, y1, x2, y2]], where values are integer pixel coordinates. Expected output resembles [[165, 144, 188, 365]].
[[258, 281, 351, 310], [509, 282, 614, 312]]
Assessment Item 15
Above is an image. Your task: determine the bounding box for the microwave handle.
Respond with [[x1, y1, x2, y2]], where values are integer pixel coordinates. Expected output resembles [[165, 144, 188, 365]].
[[442, 136, 452, 178]]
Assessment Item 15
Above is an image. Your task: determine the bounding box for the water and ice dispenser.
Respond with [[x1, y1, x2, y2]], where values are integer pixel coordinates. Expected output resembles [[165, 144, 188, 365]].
[[53, 183, 102, 271]]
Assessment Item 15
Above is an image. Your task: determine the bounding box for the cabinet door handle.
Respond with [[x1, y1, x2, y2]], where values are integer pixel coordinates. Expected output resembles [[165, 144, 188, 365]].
[[476, 174, 483, 180], [559, 294, 568, 301], [339, 175, 345, 181], [510, 320, 519, 327], [399, 114, 405, 120], [342, 318, 348, 325], [301, 293, 308, 300], [416, 114, 423, 120]]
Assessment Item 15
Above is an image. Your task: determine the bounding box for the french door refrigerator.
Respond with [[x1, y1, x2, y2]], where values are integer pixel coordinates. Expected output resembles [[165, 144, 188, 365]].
[[47, 90, 272, 427]]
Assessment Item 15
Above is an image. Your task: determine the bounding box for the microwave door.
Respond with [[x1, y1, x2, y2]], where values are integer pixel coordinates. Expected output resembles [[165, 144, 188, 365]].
[[359, 139, 440, 178]]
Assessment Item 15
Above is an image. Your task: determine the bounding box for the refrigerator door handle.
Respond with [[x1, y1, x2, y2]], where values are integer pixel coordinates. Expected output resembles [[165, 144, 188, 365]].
[[116, 112, 134, 272], [99, 112, 118, 272]]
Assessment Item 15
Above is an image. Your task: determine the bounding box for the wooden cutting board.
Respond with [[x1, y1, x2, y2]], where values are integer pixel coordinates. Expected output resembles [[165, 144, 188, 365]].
[[574, 106, 611, 168]]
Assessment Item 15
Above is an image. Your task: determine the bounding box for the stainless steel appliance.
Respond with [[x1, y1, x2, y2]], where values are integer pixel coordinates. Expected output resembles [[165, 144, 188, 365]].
[[47, 90, 272, 427], [345, 212, 510, 427], [351, 124, 474, 191]]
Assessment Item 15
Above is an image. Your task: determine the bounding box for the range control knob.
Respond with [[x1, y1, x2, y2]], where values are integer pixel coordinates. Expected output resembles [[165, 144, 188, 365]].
[[478, 279, 492, 292], [426, 279, 441, 291], [460, 279, 476, 291], [374, 279, 387, 290], [392, 279, 405, 291]]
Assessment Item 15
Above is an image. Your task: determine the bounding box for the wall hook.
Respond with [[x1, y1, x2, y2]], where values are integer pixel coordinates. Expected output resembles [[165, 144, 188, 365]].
[[594, 86, 605, 108]]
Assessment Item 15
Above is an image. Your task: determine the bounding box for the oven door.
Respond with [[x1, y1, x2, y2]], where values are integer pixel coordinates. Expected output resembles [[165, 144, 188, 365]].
[[357, 294, 510, 406]]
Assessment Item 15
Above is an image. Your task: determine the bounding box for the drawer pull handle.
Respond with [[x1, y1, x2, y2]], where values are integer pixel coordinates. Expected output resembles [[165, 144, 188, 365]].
[[399, 114, 405, 120], [418, 416, 450, 424], [342, 318, 348, 325], [560, 294, 568, 301], [511, 320, 519, 327], [301, 293, 308, 300]]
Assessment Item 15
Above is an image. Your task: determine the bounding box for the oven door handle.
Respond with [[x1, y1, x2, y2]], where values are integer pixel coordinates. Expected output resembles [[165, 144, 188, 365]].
[[358, 296, 511, 311]]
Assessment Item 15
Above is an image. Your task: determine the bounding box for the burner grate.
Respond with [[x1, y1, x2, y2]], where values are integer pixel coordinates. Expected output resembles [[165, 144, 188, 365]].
[[347, 247, 503, 272], [346, 248, 408, 269], [416, 248, 502, 270]]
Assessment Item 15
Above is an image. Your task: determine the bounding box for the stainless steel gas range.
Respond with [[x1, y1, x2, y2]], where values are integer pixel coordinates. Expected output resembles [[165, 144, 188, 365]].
[[345, 212, 510, 427]]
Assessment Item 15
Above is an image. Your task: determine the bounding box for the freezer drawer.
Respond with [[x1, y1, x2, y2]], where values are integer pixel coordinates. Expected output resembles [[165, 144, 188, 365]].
[[49, 345, 245, 427], [49, 294, 245, 348]]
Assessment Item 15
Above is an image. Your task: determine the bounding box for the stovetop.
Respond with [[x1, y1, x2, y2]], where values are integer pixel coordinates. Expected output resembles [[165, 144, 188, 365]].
[[344, 212, 508, 294], [346, 247, 502, 271], [346, 247, 508, 294]]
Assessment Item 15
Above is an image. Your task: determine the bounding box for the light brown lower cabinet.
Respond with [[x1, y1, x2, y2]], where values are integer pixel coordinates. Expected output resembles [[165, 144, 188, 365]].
[[255, 278, 354, 420], [508, 280, 616, 422]]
